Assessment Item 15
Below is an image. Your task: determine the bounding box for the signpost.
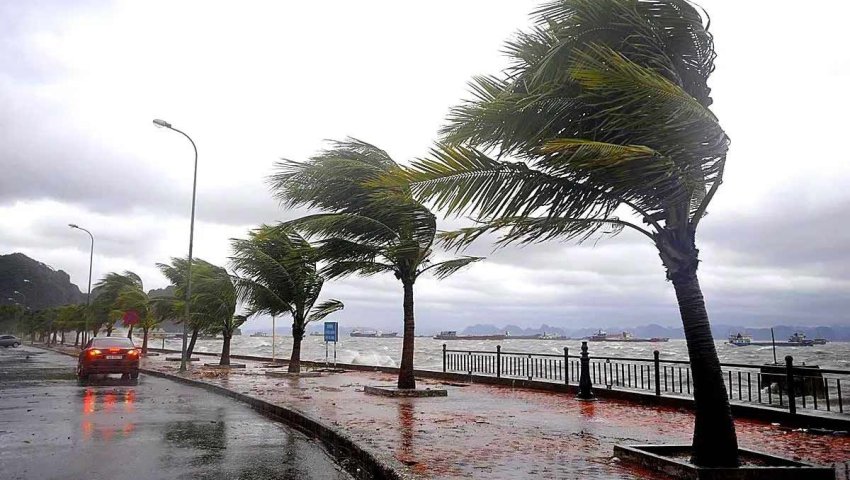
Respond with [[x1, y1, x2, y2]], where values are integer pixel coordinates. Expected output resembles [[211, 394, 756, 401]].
[[324, 321, 338, 367]]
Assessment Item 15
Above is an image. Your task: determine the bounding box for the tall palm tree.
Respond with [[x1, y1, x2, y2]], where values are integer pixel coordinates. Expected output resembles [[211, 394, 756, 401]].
[[189, 261, 240, 366], [92, 272, 145, 338], [157, 257, 239, 363], [269, 140, 483, 389], [392, 0, 735, 466], [231, 225, 343, 373], [157, 257, 210, 359]]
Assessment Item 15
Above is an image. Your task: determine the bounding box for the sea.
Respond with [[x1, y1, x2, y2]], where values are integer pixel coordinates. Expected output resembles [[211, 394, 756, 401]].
[[150, 335, 850, 371]]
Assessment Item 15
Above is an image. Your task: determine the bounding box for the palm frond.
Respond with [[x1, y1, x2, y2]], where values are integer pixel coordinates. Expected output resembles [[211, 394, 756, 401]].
[[418, 256, 484, 280], [306, 299, 344, 324], [439, 216, 630, 251], [396, 144, 619, 220]]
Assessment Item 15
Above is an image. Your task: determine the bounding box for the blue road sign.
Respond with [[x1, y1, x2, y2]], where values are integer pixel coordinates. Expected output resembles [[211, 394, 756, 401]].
[[324, 321, 338, 343]]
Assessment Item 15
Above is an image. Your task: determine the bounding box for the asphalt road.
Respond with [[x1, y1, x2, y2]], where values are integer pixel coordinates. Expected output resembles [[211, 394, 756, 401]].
[[0, 346, 353, 480]]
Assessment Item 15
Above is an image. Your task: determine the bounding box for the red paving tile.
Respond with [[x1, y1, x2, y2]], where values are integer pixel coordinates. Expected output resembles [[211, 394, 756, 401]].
[[138, 355, 850, 479]]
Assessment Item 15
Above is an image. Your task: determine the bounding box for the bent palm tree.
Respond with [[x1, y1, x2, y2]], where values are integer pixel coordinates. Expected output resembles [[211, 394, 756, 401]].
[[231, 225, 343, 373], [393, 0, 736, 467], [269, 139, 483, 389], [157, 257, 218, 359], [92, 272, 144, 337], [189, 261, 240, 365]]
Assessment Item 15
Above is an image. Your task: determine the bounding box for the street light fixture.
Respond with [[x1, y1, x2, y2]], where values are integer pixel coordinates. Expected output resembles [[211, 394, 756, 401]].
[[153, 118, 198, 373], [69, 224, 94, 345]]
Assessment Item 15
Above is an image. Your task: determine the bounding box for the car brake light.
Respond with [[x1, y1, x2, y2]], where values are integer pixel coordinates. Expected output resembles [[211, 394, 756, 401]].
[[127, 349, 139, 356], [88, 349, 102, 357]]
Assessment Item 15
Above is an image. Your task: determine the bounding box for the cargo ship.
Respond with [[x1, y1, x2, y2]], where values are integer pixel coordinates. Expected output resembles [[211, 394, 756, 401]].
[[433, 331, 569, 341], [587, 330, 669, 343], [434, 331, 506, 340], [727, 331, 814, 347], [350, 329, 398, 338]]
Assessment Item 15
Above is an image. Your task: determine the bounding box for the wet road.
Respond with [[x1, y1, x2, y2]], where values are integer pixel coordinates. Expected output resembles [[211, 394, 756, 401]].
[[0, 346, 352, 480]]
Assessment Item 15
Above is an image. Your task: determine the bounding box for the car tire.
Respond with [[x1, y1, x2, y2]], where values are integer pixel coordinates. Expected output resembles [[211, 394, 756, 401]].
[[12, 342, 20, 348]]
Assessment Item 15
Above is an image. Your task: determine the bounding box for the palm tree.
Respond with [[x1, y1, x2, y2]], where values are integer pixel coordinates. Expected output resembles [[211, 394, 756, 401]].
[[113, 283, 163, 355], [92, 272, 145, 338], [189, 260, 240, 366], [392, 0, 735, 466], [269, 140, 482, 388], [157, 257, 240, 363], [231, 225, 343, 373], [157, 257, 210, 359]]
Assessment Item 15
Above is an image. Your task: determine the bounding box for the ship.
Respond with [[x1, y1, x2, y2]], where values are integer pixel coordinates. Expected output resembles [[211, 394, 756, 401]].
[[250, 332, 270, 338], [727, 331, 814, 347], [432, 330, 566, 341], [587, 330, 669, 343], [433, 331, 508, 340], [350, 329, 398, 338], [728, 332, 752, 346], [813, 337, 829, 345]]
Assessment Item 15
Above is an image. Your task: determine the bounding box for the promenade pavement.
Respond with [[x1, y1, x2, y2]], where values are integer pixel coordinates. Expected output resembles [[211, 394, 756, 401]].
[[127, 350, 850, 479]]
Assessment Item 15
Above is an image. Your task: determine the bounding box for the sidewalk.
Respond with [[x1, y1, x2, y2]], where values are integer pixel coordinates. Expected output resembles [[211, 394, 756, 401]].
[[128, 352, 850, 480]]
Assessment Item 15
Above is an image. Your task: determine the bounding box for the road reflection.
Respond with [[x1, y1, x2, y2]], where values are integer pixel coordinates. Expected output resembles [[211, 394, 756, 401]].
[[81, 387, 137, 442]]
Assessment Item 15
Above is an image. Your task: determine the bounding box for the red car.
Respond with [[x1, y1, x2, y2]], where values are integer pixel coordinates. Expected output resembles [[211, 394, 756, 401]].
[[77, 337, 141, 380]]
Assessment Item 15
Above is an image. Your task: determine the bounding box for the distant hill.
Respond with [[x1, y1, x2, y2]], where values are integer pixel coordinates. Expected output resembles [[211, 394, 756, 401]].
[[0, 253, 85, 309]]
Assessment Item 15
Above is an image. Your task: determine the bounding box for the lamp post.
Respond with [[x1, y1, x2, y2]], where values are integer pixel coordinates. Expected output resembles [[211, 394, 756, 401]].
[[12, 290, 25, 305], [153, 118, 198, 373], [69, 224, 94, 345]]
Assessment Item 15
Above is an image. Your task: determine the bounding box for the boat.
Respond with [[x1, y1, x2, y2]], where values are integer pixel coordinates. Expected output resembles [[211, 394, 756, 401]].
[[587, 330, 669, 343], [309, 331, 324, 336], [250, 332, 270, 338], [727, 331, 814, 347], [433, 331, 508, 340], [728, 332, 752, 346], [813, 338, 829, 345], [350, 329, 398, 338], [787, 332, 814, 346]]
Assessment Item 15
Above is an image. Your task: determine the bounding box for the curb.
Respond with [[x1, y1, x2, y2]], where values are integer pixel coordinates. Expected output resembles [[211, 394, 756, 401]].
[[35, 345, 408, 480]]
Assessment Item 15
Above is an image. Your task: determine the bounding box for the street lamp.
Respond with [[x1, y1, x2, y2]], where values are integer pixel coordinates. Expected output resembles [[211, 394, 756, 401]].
[[153, 118, 198, 373], [69, 224, 94, 345]]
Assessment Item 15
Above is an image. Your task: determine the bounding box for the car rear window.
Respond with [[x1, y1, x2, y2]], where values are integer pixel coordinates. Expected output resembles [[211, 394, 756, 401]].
[[91, 337, 135, 348]]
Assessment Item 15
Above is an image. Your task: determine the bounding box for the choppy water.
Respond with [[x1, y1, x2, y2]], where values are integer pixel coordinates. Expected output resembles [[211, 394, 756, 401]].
[[148, 335, 850, 371]]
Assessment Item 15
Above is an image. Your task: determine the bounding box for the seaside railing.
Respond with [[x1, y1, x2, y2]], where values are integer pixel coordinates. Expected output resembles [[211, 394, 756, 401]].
[[442, 343, 850, 417]]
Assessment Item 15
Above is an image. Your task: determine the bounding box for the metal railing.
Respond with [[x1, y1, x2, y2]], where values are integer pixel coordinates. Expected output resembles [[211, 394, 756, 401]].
[[442, 343, 850, 416]]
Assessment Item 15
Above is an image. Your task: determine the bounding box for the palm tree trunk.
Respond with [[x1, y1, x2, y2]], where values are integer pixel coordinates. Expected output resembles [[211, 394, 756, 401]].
[[186, 327, 199, 358], [220, 333, 232, 366], [288, 318, 304, 373], [141, 327, 150, 355], [74, 331, 80, 347], [673, 271, 739, 467], [397, 281, 416, 389], [659, 230, 738, 467], [60, 331, 65, 344]]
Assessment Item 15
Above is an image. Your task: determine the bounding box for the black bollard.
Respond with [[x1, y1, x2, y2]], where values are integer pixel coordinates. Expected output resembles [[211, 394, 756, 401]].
[[577, 341, 596, 401]]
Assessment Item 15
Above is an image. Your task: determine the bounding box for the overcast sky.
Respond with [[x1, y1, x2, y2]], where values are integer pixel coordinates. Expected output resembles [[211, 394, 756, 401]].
[[2, 1, 849, 332]]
